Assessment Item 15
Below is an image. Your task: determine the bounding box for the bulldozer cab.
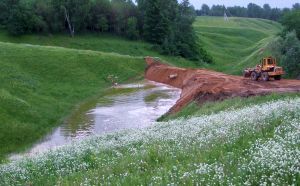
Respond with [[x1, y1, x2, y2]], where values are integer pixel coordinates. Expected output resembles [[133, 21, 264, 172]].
[[261, 57, 276, 67], [261, 57, 277, 71]]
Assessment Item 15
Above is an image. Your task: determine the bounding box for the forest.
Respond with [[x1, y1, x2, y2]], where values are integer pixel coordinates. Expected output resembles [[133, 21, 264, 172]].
[[0, 0, 211, 62], [196, 3, 300, 21]]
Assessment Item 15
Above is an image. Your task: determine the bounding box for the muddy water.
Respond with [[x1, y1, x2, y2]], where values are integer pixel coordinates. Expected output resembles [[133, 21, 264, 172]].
[[11, 81, 180, 159]]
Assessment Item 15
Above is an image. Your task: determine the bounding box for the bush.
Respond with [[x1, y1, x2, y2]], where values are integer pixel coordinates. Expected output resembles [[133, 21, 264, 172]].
[[281, 31, 300, 78], [6, 3, 46, 35], [281, 10, 300, 40], [126, 17, 139, 40]]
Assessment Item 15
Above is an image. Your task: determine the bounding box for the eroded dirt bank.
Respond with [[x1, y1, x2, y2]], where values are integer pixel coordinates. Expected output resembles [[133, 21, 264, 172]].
[[145, 57, 300, 113]]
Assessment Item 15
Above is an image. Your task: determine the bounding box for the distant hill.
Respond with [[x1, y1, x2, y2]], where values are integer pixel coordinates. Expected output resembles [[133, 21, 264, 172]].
[[194, 16, 282, 74]]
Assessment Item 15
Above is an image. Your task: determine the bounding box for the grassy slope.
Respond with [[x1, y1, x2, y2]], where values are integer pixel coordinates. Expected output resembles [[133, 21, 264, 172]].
[[195, 16, 282, 74], [160, 93, 300, 121], [0, 31, 197, 68], [1, 96, 299, 185], [0, 42, 146, 160]]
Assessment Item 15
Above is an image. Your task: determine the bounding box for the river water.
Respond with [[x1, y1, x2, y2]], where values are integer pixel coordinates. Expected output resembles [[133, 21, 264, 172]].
[[10, 81, 181, 160]]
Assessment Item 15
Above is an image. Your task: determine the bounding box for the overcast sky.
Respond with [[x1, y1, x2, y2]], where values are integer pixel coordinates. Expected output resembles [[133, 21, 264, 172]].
[[189, 0, 299, 9]]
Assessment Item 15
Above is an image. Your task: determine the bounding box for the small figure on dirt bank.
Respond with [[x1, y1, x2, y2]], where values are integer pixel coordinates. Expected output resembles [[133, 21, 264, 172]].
[[107, 74, 119, 87]]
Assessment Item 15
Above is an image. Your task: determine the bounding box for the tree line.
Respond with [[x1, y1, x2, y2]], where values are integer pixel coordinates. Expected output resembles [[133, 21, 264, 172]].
[[196, 3, 300, 21], [273, 9, 300, 79], [0, 0, 212, 62]]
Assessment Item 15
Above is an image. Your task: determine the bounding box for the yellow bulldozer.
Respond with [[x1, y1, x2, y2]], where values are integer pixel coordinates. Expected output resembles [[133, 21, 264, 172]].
[[243, 56, 284, 81]]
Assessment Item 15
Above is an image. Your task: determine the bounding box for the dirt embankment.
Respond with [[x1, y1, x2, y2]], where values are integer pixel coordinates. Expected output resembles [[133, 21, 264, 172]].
[[145, 57, 300, 113]]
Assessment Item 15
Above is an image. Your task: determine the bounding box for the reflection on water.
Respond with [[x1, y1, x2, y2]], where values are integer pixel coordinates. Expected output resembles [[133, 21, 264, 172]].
[[10, 81, 181, 159]]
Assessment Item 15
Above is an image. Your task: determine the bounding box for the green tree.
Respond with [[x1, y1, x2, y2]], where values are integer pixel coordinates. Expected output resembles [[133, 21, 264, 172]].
[[0, 0, 21, 26], [6, 1, 45, 35], [293, 3, 300, 10], [174, 0, 198, 59], [210, 5, 225, 16], [126, 17, 139, 40], [227, 6, 248, 17], [247, 3, 263, 18], [263, 4, 271, 19], [0, 0, 9, 25], [110, 0, 137, 34], [136, 0, 147, 35], [201, 4, 210, 16], [281, 10, 300, 40], [97, 16, 109, 32], [88, 0, 111, 32], [269, 8, 282, 21], [143, 0, 166, 44], [63, 0, 91, 36], [280, 32, 300, 78]]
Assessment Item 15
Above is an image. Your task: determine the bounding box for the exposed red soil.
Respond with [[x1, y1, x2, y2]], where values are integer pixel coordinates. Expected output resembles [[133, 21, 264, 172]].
[[145, 57, 300, 113]]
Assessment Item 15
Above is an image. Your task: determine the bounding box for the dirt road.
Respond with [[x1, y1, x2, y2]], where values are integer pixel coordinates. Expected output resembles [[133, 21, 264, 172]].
[[145, 57, 300, 113]]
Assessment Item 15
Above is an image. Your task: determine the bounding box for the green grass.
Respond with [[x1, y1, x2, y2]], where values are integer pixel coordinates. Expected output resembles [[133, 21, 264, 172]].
[[0, 31, 198, 69], [0, 41, 146, 161], [195, 16, 282, 74]]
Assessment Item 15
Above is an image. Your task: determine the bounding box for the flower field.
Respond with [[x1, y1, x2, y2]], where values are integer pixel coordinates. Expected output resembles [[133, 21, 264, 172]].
[[0, 98, 299, 185]]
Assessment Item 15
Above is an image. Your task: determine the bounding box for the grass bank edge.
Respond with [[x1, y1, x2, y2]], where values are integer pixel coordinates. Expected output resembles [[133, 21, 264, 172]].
[[1, 97, 299, 185], [159, 92, 300, 121]]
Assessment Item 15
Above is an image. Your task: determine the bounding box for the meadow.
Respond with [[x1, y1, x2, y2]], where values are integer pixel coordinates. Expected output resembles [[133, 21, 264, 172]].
[[195, 16, 282, 74]]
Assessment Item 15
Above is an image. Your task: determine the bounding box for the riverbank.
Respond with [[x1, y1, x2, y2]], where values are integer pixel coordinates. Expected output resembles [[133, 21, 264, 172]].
[[0, 41, 145, 162], [9, 81, 180, 160], [1, 97, 299, 185], [145, 57, 300, 113]]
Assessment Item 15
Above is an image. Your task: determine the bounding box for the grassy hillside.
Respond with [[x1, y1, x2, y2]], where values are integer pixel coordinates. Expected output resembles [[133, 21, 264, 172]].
[[0, 31, 197, 68], [195, 17, 282, 74], [0, 41, 146, 160]]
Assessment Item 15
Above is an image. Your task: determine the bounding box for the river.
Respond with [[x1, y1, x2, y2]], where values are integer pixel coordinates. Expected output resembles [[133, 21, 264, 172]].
[[10, 81, 181, 160]]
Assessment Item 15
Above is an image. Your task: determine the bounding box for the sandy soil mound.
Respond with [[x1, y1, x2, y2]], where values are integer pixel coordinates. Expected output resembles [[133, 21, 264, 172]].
[[145, 57, 300, 113]]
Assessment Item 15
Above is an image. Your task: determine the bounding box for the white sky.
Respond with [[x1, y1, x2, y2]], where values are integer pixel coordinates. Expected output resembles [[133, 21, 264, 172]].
[[189, 0, 299, 9]]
